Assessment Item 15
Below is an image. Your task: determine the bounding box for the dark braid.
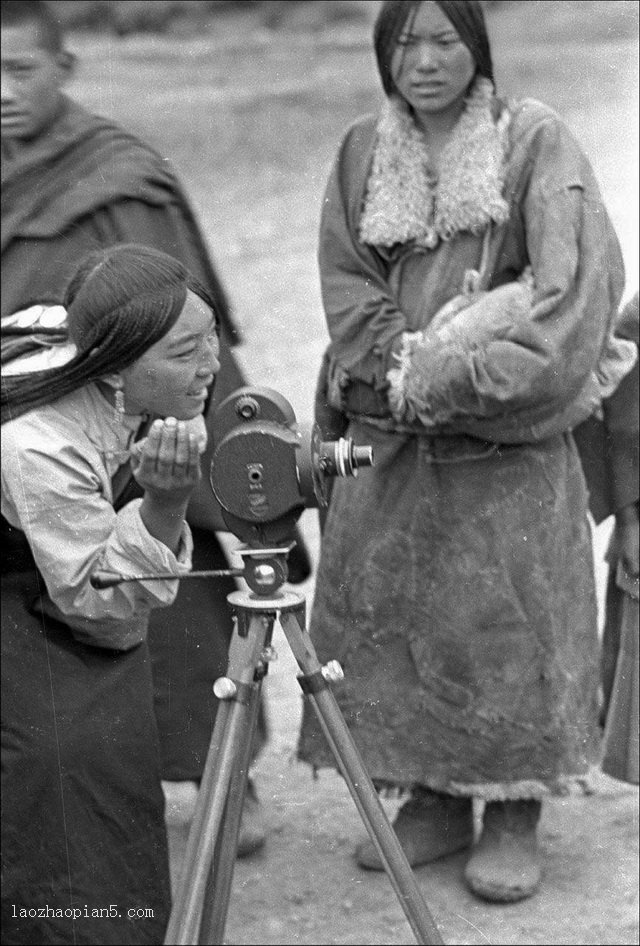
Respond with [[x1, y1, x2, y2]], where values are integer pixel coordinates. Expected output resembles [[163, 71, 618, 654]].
[[1, 244, 217, 425]]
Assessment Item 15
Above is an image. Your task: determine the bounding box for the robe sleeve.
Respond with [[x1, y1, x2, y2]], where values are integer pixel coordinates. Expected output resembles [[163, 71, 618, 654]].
[[318, 120, 408, 394], [1, 422, 193, 650], [80, 195, 239, 342]]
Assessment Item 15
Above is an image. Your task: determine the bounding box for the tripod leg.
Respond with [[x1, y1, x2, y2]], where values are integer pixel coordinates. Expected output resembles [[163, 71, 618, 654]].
[[165, 612, 273, 945], [199, 683, 262, 944], [279, 611, 444, 946]]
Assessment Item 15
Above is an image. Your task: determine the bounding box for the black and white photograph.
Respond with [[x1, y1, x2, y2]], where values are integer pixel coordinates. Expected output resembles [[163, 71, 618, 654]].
[[1, 2, 638, 944]]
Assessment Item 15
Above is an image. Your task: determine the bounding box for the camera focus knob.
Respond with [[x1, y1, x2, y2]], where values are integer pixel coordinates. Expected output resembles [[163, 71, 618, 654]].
[[235, 395, 260, 420]]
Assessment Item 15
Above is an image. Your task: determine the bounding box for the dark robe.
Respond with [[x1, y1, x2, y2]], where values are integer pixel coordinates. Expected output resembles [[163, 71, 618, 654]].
[[574, 292, 639, 720], [1, 521, 171, 945]]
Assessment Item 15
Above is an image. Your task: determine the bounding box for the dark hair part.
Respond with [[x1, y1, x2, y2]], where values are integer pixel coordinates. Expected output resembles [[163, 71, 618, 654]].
[[374, 0, 494, 98], [0, 0, 64, 54], [1, 243, 218, 425]]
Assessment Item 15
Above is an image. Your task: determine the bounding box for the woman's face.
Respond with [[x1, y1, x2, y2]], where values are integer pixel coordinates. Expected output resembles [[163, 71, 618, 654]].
[[390, 2, 476, 120], [120, 289, 220, 420]]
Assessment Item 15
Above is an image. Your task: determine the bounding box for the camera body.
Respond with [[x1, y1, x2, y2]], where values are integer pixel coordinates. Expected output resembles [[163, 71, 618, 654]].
[[209, 387, 373, 548], [210, 387, 305, 546]]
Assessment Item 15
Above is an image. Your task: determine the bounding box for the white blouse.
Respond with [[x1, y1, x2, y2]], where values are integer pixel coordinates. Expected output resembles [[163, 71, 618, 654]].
[[2, 382, 193, 650]]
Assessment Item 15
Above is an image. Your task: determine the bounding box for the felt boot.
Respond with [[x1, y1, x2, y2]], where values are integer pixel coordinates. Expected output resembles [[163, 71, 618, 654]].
[[236, 778, 267, 858], [464, 799, 542, 902], [356, 788, 474, 870], [164, 778, 265, 895]]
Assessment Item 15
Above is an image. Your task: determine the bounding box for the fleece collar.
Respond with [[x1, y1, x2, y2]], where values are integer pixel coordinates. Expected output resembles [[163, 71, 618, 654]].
[[359, 77, 510, 249]]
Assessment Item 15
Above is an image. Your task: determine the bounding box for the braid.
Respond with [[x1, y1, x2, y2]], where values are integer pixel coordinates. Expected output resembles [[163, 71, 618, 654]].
[[1, 244, 217, 425]]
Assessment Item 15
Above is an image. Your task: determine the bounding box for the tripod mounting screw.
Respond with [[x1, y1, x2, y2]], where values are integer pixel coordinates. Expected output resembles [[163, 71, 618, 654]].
[[213, 677, 238, 700], [321, 660, 344, 683], [254, 564, 276, 586]]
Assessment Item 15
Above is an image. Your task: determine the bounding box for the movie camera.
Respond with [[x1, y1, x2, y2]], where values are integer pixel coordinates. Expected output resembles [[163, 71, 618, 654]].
[[208, 386, 372, 593]]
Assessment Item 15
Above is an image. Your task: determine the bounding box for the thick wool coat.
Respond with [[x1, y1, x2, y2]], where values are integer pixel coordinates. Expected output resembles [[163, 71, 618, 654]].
[[298, 96, 627, 799]]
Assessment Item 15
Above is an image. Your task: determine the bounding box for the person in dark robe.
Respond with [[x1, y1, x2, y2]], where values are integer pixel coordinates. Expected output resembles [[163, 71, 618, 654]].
[[574, 291, 639, 728], [1, 0, 311, 889]]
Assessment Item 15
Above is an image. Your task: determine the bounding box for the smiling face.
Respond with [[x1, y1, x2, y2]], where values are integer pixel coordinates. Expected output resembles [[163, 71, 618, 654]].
[[391, 2, 476, 122], [1, 22, 70, 141], [119, 290, 220, 421]]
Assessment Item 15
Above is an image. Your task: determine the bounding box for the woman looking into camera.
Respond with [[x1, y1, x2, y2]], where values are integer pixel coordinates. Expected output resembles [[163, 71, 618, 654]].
[[1, 243, 220, 944], [298, 0, 635, 904]]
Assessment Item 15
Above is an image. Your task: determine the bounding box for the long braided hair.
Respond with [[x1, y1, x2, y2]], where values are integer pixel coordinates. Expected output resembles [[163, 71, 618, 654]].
[[1, 243, 217, 425], [373, 0, 494, 98]]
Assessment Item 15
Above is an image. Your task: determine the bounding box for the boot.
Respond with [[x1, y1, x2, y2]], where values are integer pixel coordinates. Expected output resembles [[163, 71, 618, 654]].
[[464, 799, 542, 902], [163, 778, 265, 894], [356, 788, 474, 870], [236, 778, 267, 857]]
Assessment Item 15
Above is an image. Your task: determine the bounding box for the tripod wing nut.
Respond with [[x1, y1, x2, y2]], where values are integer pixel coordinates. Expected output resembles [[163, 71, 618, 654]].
[[321, 660, 344, 683], [213, 677, 238, 700]]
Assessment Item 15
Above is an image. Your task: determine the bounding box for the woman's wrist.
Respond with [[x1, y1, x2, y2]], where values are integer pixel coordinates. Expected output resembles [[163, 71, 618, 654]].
[[139, 493, 190, 554]]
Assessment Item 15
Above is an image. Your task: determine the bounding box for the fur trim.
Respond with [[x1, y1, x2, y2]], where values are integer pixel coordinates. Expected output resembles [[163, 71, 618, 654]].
[[359, 77, 510, 249], [369, 769, 603, 801], [386, 269, 637, 439], [387, 276, 534, 425]]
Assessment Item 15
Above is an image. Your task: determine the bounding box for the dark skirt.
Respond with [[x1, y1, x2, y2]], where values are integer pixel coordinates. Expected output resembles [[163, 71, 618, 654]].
[[1, 565, 170, 945]]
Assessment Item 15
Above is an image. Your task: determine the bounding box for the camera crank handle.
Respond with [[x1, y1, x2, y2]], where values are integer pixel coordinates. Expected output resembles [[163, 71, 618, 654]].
[[90, 568, 244, 589]]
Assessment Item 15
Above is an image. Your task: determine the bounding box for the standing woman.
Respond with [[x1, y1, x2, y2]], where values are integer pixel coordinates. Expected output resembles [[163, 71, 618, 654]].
[[298, 0, 635, 903], [1, 244, 220, 944]]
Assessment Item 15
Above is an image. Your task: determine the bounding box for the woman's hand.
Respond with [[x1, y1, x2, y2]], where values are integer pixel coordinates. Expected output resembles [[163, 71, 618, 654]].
[[131, 417, 202, 553], [131, 417, 202, 500]]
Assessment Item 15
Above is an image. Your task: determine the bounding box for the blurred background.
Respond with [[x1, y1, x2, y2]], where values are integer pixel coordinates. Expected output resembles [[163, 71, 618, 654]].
[[53, 0, 638, 428]]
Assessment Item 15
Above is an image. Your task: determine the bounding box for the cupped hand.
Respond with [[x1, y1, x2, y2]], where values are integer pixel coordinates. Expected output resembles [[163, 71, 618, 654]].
[[131, 417, 202, 503]]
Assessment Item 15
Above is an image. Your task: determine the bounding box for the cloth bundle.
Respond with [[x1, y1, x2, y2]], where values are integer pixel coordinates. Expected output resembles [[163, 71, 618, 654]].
[[387, 271, 637, 443]]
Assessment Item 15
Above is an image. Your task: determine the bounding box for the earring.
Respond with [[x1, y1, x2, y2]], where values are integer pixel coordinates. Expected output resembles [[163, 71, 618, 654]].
[[115, 388, 125, 415]]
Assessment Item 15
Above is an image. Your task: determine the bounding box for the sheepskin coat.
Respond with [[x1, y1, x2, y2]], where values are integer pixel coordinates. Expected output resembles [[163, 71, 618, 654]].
[[297, 90, 628, 798]]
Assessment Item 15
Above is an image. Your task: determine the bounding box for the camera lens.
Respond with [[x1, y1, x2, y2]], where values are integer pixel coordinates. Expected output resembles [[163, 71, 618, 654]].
[[319, 438, 374, 479], [351, 445, 374, 469]]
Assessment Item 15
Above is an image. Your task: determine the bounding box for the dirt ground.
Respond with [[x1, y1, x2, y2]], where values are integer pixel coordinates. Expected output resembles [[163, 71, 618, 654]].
[[64, 2, 639, 943], [220, 517, 639, 946]]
